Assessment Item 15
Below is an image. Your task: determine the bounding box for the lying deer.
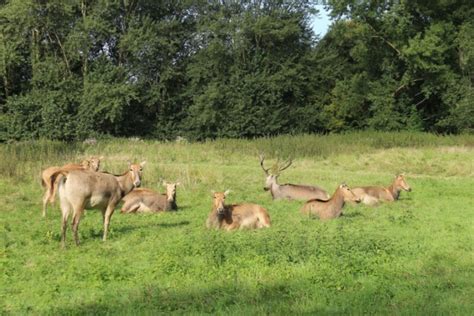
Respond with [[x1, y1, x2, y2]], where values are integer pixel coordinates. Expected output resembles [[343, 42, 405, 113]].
[[259, 155, 329, 201], [121, 181, 180, 213], [351, 174, 412, 206], [41, 156, 103, 217], [50, 161, 146, 247], [301, 183, 361, 220], [206, 190, 271, 230]]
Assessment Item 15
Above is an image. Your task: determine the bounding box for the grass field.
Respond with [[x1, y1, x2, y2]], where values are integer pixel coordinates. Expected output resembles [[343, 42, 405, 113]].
[[1, 132, 474, 314]]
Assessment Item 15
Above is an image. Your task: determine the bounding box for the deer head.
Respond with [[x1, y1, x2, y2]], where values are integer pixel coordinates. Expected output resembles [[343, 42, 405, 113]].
[[339, 183, 361, 203], [394, 174, 411, 192], [87, 156, 104, 171], [212, 190, 230, 215], [127, 161, 146, 187], [259, 154, 292, 191], [163, 181, 180, 201]]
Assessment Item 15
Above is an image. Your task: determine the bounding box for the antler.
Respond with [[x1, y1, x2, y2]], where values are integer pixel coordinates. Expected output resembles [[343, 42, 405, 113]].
[[278, 158, 293, 172], [259, 154, 270, 175]]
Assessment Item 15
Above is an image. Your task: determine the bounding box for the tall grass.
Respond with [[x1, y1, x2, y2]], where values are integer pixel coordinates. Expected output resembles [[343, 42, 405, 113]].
[[1, 132, 473, 182]]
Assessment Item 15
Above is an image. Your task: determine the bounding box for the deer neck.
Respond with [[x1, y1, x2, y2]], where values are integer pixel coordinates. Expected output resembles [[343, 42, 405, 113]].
[[329, 189, 345, 215], [167, 192, 176, 203], [270, 180, 280, 198], [167, 193, 177, 210], [116, 172, 135, 197], [210, 205, 228, 227], [387, 183, 401, 200]]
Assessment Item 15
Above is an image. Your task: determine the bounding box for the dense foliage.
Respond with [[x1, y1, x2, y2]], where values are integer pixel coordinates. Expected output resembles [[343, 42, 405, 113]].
[[0, 0, 472, 141]]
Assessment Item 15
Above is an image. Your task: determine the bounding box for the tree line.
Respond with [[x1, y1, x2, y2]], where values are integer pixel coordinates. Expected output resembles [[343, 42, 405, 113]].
[[0, 0, 472, 141]]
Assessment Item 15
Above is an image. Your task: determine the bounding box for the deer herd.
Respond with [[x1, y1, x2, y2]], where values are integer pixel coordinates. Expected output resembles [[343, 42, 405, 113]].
[[41, 155, 412, 247]]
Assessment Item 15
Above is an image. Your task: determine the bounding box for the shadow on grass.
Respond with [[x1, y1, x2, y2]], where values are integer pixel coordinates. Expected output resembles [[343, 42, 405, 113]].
[[50, 282, 327, 315], [342, 211, 364, 218], [86, 220, 191, 238], [48, 270, 468, 315]]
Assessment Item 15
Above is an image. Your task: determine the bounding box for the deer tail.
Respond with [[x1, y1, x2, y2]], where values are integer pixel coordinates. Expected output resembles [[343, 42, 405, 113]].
[[49, 170, 69, 202]]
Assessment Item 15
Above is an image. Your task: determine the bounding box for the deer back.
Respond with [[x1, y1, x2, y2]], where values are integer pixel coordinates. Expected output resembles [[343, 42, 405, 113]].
[[301, 185, 350, 220], [213, 203, 271, 230], [277, 183, 330, 201], [58, 170, 126, 209], [122, 188, 172, 212], [352, 186, 394, 202]]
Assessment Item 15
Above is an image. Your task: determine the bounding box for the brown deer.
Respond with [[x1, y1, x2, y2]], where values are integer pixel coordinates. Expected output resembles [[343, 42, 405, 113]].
[[121, 181, 180, 213], [259, 155, 329, 201], [351, 174, 412, 206], [206, 190, 271, 230], [40, 156, 103, 217], [50, 161, 146, 247], [301, 183, 361, 220]]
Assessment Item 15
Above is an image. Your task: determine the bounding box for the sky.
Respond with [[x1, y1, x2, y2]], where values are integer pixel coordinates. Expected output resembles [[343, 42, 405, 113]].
[[311, 5, 332, 37]]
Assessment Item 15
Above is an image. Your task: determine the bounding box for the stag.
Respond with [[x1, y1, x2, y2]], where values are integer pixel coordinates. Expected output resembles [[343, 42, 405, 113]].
[[259, 155, 329, 201]]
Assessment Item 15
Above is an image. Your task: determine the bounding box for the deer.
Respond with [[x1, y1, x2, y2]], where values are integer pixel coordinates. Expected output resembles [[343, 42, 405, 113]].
[[259, 154, 330, 201], [301, 183, 361, 220], [121, 181, 181, 213], [351, 174, 412, 206], [206, 190, 271, 230], [49, 161, 146, 247], [40, 156, 103, 217]]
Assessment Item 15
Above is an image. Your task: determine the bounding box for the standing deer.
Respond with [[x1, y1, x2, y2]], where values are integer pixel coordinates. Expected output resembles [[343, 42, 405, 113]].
[[50, 161, 146, 247], [121, 181, 180, 213], [206, 190, 271, 230], [301, 183, 361, 220], [259, 155, 329, 201], [40, 156, 103, 217], [351, 174, 412, 206]]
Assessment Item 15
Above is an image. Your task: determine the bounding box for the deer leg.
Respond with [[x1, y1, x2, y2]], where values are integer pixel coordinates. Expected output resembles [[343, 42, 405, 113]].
[[60, 202, 72, 248], [71, 209, 84, 246], [42, 189, 50, 217], [121, 199, 139, 213], [128, 204, 141, 213], [102, 204, 116, 241]]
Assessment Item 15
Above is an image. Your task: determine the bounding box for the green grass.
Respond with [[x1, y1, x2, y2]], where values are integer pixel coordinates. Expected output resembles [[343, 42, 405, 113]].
[[1, 132, 473, 314]]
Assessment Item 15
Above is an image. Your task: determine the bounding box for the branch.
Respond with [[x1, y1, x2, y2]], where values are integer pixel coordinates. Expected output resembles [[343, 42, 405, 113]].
[[393, 78, 424, 96], [53, 32, 72, 76], [414, 97, 428, 107], [370, 35, 401, 55], [364, 20, 401, 56]]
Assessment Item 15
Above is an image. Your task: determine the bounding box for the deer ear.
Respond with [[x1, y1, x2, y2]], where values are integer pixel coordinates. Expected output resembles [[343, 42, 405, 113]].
[[140, 161, 147, 167], [127, 160, 132, 168], [224, 190, 231, 196], [211, 190, 215, 197]]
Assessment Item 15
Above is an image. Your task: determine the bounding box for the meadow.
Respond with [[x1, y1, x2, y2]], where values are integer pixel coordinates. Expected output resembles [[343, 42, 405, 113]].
[[1, 132, 473, 314]]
